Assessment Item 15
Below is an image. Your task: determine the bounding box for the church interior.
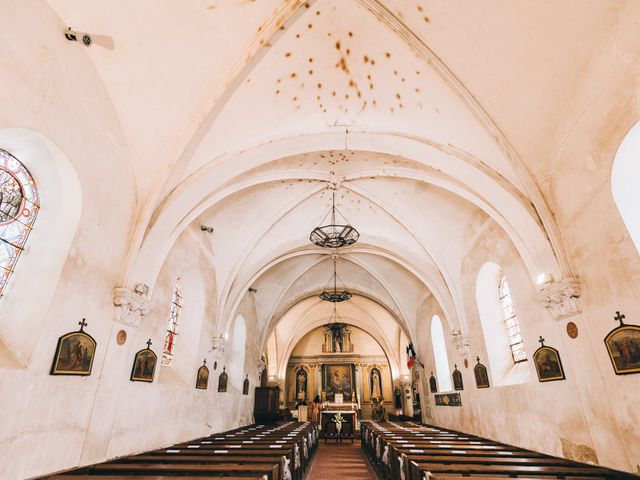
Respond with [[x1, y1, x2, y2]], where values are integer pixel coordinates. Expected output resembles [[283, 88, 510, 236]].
[[1, 1, 640, 479]]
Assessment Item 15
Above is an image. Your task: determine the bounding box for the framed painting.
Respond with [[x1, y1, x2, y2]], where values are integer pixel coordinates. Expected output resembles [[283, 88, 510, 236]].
[[604, 314, 640, 375], [452, 364, 463, 391], [429, 372, 437, 393], [322, 364, 355, 402], [130, 340, 157, 382], [196, 360, 209, 390], [50, 320, 96, 376], [218, 367, 228, 392], [474, 357, 490, 388], [533, 339, 565, 382], [243, 375, 249, 395], [434, 392, 461, 407]]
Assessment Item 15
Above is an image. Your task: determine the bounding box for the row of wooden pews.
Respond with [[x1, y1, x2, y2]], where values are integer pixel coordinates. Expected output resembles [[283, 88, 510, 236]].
[[361, 421, 635, 480], [41, 421, 319, 480]]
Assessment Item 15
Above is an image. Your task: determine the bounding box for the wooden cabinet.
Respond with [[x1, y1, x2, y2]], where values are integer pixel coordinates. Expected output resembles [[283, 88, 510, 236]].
[[254, 386, 281, 424]]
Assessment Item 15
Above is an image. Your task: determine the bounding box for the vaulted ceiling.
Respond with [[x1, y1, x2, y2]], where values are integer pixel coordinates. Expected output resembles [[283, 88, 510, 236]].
[[45, 0, 640, 355]]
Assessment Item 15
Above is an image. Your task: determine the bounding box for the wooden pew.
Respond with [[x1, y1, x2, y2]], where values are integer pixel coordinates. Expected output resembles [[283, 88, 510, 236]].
[[42, 422, 319, 480], [361, 421, 631, 480]]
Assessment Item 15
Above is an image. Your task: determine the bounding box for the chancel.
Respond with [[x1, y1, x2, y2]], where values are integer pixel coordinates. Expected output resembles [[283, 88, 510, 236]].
[[1, 1, 640, 479]]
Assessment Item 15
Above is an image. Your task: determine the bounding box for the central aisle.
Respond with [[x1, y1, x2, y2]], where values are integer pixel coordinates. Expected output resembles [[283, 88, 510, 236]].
[[306, 440, 378, 480]]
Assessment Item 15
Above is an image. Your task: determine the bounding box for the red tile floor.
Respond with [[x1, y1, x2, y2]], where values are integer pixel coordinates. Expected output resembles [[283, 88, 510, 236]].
[[306, 439, 379, 479]]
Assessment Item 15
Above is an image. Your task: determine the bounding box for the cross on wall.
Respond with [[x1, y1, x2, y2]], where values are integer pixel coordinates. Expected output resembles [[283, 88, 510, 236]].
[[614, 311, 626, 326]]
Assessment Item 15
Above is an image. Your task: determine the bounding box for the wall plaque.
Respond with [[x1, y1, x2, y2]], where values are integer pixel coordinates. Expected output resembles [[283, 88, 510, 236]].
[[566, 321, 578, 339]]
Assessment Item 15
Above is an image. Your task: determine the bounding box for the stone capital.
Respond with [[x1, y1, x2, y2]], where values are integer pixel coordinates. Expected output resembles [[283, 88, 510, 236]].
[[211, 336, 226, 359], [537, 277, 582, 320], [113, 287, 152, 327], [451, 330, 470, 357]]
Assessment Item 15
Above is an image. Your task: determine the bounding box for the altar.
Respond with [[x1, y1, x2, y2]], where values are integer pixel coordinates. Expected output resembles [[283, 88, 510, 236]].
[[320, 409, 355, 443]]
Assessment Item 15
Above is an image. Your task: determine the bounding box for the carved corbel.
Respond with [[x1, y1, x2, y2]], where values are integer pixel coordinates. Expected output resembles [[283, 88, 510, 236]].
[[113, 287, 152, 327], [537, 277, 582, 320], [211, 336, 226, 359], [451, 329, 470, 357]]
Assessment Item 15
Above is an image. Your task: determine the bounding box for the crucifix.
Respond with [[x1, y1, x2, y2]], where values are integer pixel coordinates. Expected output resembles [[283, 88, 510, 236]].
[[614, 311, 626, 326], [146, 339, 152, 349], [476, 356, 481, 364], [538, 336, 545, 347], [202, 358, 207, 366], [78, 318, 88, 332]]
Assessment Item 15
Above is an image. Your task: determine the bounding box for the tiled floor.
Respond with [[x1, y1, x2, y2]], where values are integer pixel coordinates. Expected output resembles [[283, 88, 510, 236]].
[[306, 439, 378, 479]]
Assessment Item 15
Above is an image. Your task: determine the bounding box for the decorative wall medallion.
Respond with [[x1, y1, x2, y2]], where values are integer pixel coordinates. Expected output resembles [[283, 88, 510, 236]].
[[213, 360, 218, 370], [130, 339, 157, 383], [533, 336, 566, 382], [604, 311, 640, 375], [116, 329, 127, 345], [463, 358, 468, 368], [50, 319, 96, 376], [196, 359, 209, 390], [566, 321, 578, 339]]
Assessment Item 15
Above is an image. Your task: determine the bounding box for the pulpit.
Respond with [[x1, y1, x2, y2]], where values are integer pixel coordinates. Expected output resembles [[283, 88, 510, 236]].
[[253, 386, 281, 424], [320, 410, 355, 443]]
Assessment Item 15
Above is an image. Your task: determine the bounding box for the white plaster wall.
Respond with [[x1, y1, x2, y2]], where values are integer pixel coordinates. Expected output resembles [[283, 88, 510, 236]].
[[417, 216, 639, 473]]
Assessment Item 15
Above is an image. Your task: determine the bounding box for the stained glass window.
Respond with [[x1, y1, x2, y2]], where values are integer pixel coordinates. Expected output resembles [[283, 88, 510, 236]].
[[0, 149, 39, 298], [162, 280, 182, 366], [498, 274, 527, 363]]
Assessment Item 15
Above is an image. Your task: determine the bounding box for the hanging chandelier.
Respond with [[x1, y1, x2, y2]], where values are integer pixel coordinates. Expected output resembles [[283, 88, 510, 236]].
[[320, 256, 352, 302], [310, 187, 359, 248], [325, 302, 347, 330]]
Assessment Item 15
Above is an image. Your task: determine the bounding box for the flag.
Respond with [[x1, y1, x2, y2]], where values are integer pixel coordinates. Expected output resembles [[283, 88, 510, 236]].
[[406, 342, 416, 369]]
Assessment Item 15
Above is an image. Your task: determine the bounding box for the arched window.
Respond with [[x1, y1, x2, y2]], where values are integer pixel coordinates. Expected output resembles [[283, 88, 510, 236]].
[[498, 274, 527, 363], [431, 315, 452, 392], [612, 121, 640, 253], [0, 149, 39, 298], [476, 262, 530, 386], [162, 279, 182, 366], [229, 314, 247, 389]]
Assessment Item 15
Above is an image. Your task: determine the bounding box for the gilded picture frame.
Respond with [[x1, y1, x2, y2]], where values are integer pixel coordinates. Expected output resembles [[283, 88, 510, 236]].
[[196, 363, 209, 390], [474, 360, 490, 388], [50, 329, 96, 376], [130, 347, 157, 383], [533, 345, 565, 382], [604, 323, 640, 375]]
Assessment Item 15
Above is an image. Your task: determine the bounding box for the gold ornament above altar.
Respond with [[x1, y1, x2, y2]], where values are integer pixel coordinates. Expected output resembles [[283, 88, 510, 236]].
[[322, 323, 354, 353]]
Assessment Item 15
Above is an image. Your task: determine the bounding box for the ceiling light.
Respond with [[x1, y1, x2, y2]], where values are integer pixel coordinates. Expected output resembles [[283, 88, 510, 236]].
[[310, 187, 359, 248]]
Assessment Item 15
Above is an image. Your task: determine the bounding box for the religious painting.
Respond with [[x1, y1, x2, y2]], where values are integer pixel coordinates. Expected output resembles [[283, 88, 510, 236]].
[[322, 324, 354, 353], [243, 375, 249, 395], [369, 367, 383, 400], [533, 342, 565, 382], [474, 358, 490, 388], [130, 341, 157, 382], [604, 312, 640, 375], [218, 367, 228, 392], [196, 361, 209, 390], [434, 392, 461, 407], [50, 320, 96, 376], [322, 364, 355, 402], [295, 367, 308, 401], [452, 364, 463, 391], [429, 372, 437, 393]]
